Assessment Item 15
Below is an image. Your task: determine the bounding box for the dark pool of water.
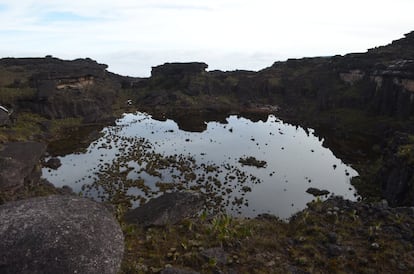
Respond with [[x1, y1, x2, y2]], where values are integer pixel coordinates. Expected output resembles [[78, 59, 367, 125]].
[[43, 112, 358, 219]]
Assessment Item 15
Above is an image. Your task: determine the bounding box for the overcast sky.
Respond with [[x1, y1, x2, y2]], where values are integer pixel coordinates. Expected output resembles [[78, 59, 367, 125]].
[[0, 0, 413, 76]]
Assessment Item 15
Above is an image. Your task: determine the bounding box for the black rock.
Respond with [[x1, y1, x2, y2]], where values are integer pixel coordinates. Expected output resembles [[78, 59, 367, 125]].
[[44, 157, 62, 170], [306, 187, 330, 197], [0, 195, 124, 274], [124, 191, 204, 226]]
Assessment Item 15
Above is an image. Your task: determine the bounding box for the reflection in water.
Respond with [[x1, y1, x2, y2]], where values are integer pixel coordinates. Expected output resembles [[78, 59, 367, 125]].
[[43, 112, 358, 219]]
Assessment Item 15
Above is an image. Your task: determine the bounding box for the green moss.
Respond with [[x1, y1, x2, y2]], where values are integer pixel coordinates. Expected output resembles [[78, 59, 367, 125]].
[[49, 117, 83, 135], [0, 112, 46, 141]]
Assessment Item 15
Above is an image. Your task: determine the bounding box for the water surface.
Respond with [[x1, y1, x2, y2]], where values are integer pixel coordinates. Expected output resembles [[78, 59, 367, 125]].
[[43, 112, 358, 219]]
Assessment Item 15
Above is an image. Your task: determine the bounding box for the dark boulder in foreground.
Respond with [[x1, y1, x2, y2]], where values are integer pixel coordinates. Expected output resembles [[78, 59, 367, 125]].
[[0, 195, 124, 274], [0, 141, 46, 192], [124, 192, 204, 227], [306, 187, 330, 197]]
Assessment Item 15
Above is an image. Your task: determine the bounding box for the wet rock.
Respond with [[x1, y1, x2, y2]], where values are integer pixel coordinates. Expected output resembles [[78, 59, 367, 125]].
[[0, 142, 46, 192], [0, 195, 124, 274], [124, 191, 204, 226], [44, 157, 62, 170], [306, 187, 330, 197]]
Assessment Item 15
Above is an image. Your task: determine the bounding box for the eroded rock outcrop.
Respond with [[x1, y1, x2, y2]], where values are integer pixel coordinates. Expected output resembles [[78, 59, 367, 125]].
[[0, 195, 124, 274]]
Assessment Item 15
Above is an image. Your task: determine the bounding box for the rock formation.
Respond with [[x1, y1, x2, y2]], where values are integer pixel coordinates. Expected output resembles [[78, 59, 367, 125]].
[[0, 57, 122, 123]]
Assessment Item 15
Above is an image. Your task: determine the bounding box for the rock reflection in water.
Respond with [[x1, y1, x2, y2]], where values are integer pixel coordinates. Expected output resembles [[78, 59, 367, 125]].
[[43, 112, 358, 219]]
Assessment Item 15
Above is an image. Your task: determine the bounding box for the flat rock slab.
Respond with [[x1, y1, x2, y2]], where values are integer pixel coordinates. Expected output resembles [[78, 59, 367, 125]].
[[0, 195, 124, 274], [124, 192, 204, 227], [0, 141, 46, 191]]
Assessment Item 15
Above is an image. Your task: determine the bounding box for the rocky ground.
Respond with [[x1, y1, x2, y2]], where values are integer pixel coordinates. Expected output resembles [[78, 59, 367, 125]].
[[119, 195, 414, 273]]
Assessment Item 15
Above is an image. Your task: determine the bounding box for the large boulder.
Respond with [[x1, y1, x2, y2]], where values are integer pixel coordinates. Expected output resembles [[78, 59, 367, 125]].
[[0, 141, 46, 191], [124, 192, 204, 227], [0, 195, 124, 274]]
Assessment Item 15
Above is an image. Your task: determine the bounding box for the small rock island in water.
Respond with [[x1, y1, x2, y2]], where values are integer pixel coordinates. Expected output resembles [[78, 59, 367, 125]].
[[1, 32, 414, 273]]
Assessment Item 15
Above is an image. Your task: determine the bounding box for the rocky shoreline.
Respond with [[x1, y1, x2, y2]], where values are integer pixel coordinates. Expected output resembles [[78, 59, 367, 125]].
[[0, 32, 414, 273]]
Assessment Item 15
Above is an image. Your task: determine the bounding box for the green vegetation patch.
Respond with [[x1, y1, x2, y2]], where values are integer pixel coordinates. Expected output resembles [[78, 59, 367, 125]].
[[0, 87, 36, 105]]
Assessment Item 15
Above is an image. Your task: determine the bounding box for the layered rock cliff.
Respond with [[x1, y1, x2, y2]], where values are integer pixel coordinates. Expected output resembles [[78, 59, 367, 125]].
[[0, 56, 123, 123]]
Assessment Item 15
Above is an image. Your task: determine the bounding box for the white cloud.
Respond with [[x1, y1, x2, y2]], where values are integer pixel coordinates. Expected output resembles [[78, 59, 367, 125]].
[[0, 0, 412, 76]]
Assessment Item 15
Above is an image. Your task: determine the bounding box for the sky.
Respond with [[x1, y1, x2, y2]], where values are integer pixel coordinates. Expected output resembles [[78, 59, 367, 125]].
[[0, 0, 413, 77]]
